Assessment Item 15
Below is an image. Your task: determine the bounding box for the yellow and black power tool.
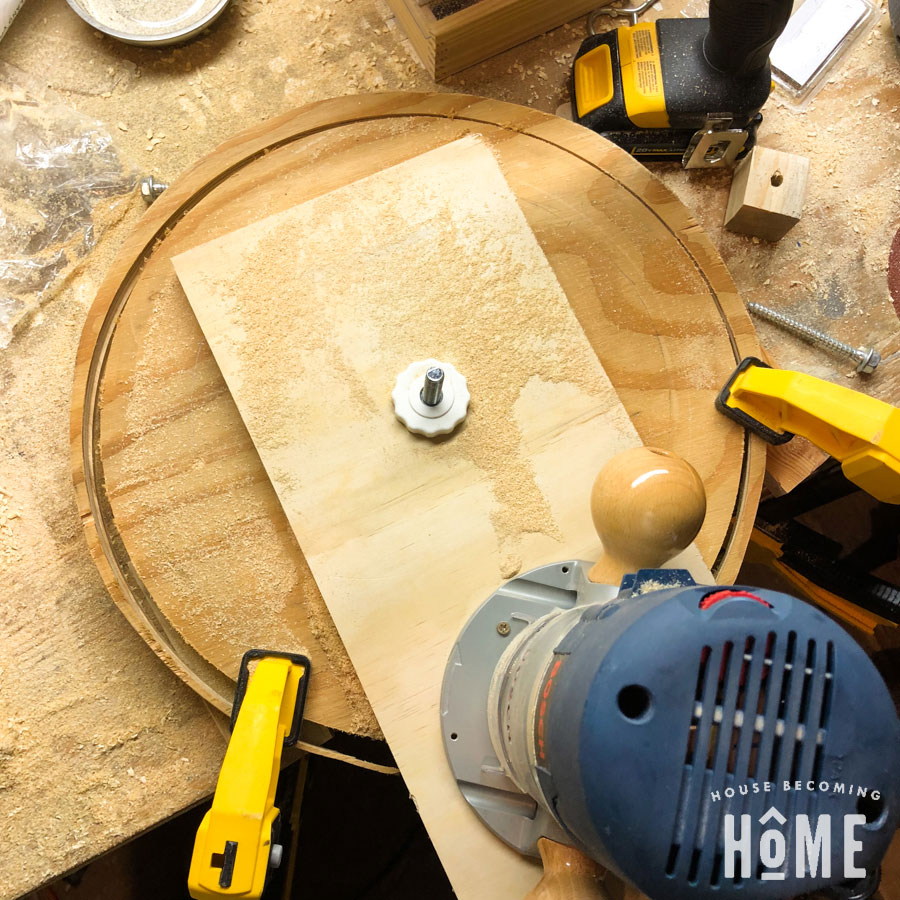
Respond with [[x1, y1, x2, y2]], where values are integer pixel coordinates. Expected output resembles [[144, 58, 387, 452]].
[[572, 0, 793, 167]]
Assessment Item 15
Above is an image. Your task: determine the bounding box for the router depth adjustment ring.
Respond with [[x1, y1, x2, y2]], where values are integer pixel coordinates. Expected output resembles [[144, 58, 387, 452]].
[[392, 359, 470, 437]]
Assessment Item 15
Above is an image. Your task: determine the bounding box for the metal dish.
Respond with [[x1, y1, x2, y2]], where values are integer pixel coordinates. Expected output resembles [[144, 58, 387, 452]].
[[65, 0, 230, 46]]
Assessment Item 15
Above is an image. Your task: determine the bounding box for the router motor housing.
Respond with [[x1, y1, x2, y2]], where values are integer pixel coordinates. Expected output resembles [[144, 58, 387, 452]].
[[442, 566, 900, 900]]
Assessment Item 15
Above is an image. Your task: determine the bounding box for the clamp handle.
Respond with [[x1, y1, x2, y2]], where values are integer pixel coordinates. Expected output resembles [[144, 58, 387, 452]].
[[188, 651, 310, 899], [717, 357, 900, 504]]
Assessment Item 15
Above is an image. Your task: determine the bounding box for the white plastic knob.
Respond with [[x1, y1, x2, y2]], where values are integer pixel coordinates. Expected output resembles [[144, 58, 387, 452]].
[[392, 359, 470, 438]]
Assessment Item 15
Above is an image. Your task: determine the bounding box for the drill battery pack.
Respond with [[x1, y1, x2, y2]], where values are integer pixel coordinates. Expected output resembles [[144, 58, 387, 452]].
[[572, 19, 772, 166]]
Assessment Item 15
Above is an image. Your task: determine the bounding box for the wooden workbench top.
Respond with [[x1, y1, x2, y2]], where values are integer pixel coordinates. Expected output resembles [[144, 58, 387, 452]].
[[0, 0, 897, 896]]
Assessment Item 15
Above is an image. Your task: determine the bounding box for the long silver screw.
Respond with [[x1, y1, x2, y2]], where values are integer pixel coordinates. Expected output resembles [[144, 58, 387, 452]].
[[747, 302, 880, 374], [420, 367, 445, 406]]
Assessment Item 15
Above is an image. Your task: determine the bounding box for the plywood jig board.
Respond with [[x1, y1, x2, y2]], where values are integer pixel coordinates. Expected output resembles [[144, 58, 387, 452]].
[[173, 135, 707, 898]]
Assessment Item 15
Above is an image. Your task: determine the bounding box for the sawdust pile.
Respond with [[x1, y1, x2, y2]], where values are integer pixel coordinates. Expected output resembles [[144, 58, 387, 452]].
[[0, 484, 22, 571]]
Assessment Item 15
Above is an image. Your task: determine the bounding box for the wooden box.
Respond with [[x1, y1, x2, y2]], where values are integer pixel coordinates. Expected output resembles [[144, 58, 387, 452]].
[[387, 0, 599, 80]]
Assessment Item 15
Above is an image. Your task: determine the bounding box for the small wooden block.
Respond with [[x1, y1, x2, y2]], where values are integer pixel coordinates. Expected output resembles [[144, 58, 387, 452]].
[[724, 146, 810, 242], [765, 437, 829, 496]]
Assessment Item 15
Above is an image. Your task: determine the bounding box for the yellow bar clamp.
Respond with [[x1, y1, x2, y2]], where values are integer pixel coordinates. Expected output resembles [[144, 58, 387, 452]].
[[188, 651, 310, 899], [717, 357, 900, 504]]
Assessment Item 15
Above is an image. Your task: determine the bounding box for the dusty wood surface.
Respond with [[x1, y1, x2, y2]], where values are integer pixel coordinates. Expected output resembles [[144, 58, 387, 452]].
[[1, 0, 898, 896], [72, 93, 760, 741], [172, 133, 711, 897], [0, 187, 229, 900]]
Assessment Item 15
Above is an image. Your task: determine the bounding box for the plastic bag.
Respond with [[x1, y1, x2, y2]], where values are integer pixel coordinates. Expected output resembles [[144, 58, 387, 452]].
[[0, 62, 138, 348]]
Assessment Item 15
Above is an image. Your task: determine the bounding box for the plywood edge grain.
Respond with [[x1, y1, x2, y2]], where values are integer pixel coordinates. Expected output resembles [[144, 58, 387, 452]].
[[387, 0, 597, 79], [386, 0, 436, 73]]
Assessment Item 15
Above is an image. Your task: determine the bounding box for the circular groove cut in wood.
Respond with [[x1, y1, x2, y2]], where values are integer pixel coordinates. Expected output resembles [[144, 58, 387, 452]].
[[71, 93, 764, 734]]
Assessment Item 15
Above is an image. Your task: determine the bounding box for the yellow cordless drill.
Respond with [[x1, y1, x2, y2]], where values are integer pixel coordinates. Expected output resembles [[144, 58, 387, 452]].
[[572, 0, 793, 167]]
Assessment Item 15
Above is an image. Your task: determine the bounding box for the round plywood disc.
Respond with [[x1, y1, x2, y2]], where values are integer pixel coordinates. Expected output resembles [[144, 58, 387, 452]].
[[72, 93, 764, 735]]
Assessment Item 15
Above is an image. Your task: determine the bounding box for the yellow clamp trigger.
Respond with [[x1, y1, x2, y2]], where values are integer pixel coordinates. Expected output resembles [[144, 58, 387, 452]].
[[188, 651, 310, 899], [717, 357, 900, 504]]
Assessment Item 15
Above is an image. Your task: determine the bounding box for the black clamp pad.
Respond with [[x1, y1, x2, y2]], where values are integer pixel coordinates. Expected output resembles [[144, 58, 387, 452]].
[[715, 356, 794, 446], [231, 649, 311, 746]]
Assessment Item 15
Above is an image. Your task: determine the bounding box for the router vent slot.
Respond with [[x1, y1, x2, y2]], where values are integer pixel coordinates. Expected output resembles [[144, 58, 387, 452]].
[[813, 641, 835, 783], [665, 633, 834, 887], [768, 630, 797, 783], [749, 632, 777, 779]]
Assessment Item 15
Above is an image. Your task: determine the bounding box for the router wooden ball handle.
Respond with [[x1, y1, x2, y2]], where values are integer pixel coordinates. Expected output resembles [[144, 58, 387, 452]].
[[588, 447, 706, 584], [525, 838, 609, 900]]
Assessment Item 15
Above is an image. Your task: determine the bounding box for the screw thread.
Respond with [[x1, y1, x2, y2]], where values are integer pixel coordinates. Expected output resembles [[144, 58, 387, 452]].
[[747, 302, 860, 362], [420, 367, 445, 407]]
